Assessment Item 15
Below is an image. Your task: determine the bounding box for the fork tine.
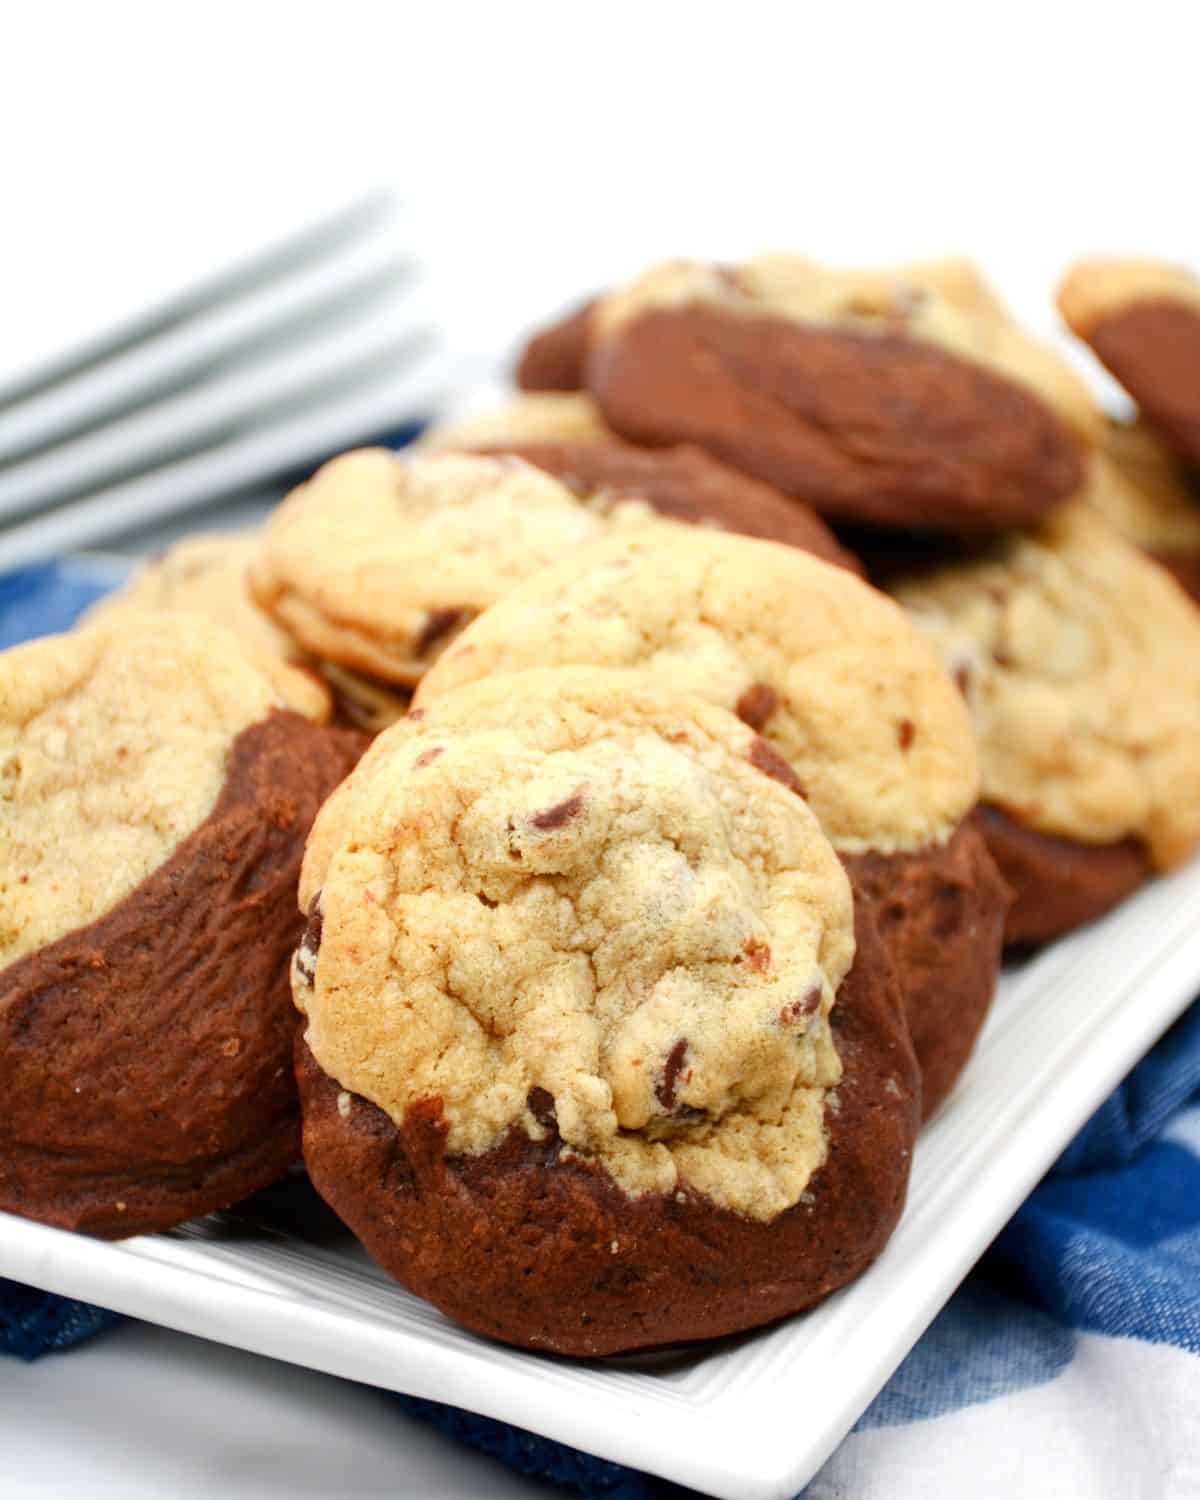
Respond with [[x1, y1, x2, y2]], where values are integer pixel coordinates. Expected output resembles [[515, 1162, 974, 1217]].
[[0, 218, 419, 469], [0, 190, 407, 412], [0, 281, 433, 525], [0, 345, 460, 572]]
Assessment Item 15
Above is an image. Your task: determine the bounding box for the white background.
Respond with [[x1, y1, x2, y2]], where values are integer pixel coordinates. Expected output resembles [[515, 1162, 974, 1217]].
[[2, 3, 1198, 1496]]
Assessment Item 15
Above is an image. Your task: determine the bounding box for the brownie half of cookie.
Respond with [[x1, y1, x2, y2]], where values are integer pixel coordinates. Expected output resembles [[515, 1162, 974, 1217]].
[[1085, 302, 1200, 470], [472, 438, 862, 573], [588, 305, 1084, 535], [1150, 549, 1200, 604], [975, 804, 1152, 948], [0, 713, 362, 1237], [515, 296, 597, 392], [296, 898, 918, 1356], [842, 818, 1010, 1119]]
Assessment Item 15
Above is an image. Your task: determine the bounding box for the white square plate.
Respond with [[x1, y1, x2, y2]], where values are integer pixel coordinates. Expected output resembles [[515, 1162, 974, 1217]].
[[3, 854, 1199, 1500]]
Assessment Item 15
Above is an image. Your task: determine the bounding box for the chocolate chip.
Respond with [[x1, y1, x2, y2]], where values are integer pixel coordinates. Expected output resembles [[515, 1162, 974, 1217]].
[[529, 790, 585, 830], [414, 746, 444, 769], [735, 682, 780, 732], [656, 1039, 689, 1110], [415, 607, 471, 657], [897, 719, 915, 751], [527, 1086, 558, 1131], [742, 938, 771, 974], [748, 737, 807, 798], [295, 892, 324, 987], [406, 707, 426, 721], [779, 984, 822, 1026], [952, 664, 972, 697]]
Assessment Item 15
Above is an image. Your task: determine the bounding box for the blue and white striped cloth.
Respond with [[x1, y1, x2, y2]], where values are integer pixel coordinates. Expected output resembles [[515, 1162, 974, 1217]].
[[3, 559, 1199, 1499]]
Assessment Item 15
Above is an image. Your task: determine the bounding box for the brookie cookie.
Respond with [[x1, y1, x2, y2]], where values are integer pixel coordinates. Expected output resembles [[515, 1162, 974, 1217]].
[[1058, 257, 1200, 468], [0, 617, 362, 1236], [81, 532, 331, 720], [293, 667, 919, 1354], [415, 531, 1007, 1118], [587, 255, 1094, 534], [515, 296, 599, 391], [889, 505, 1200, 944], [466, 438, 862, 573], [1092, 421, 1200, 602], [248, 450, 667, 691]]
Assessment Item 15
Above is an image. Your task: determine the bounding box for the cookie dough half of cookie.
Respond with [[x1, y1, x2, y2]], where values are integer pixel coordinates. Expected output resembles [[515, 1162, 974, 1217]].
[[1094, 422, 1200, 603], [892, 504, 1200, 942], [248, 450, 668, 690], [81, 532, 332, 722], [415, 530, 1007, 1118], [0, 617, 362, 1236], [293, 667, 919, 1353]]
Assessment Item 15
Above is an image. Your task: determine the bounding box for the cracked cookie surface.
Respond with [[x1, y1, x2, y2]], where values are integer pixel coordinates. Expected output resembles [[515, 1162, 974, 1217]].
[[296, 666, 856, 1220], [249, 451, 666, 688], [416, 529, 978, 855], [891, 505, 1200, 869], [0, 615, 285, 968]]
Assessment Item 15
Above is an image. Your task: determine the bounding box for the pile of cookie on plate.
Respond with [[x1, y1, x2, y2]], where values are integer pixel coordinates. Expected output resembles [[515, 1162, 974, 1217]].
[[3, 251, 1200, 1358]]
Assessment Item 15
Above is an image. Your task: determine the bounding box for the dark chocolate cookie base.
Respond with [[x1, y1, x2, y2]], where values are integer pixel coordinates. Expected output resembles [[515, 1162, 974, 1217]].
[[976, 804, 1151, 947], [476, 438, 861, 573], [588, 306, 1083, 535], [1087, 302, 1200, 469], [843, 819, 1009, 1120], [515, 297, 597, 391], [296, 901, 918, 1357], [0, 713, 362, 1238], [1149, 547, 1200, 605]]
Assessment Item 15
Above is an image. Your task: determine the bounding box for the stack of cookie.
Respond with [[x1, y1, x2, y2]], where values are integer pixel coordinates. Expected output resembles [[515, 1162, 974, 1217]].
[[513, 252, 1200, 945], [1, 247, 1197, 1360]]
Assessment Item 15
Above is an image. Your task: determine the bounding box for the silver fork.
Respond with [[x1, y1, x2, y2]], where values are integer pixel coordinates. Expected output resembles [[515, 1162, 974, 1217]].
[[0, 190, 455, 573]]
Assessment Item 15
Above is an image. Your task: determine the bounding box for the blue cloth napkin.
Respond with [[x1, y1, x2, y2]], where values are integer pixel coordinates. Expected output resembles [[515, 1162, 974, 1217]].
[[3, 561, 1199, 1498]]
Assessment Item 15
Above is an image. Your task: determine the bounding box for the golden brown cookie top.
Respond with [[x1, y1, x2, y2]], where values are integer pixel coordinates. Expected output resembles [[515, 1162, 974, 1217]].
[[417, 392, 614, 451], [595, 254, 1100, 443], [1100, 420, 1200, 548], [891, 505, 1200, 868], [1086, 436, 1200, 554], [296, 666, 854, 1220], [82, 533, 330, 721], [1058, 257, 1200, 335], [249, 450, 670, 688], [0, 616, 286, 970], [415, 529, 978, 855]]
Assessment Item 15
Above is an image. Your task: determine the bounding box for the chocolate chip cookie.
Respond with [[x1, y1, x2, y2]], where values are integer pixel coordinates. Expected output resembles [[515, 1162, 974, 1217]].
[[1059, 256, 1200, 468], [586, 255, 1094, 534], [416, 530, 1008, 1118], [248, 450, 666, 692], [0, 616, 361, 1236], [294, 667, 918, 1353], [890, 505, 1200, 943]]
